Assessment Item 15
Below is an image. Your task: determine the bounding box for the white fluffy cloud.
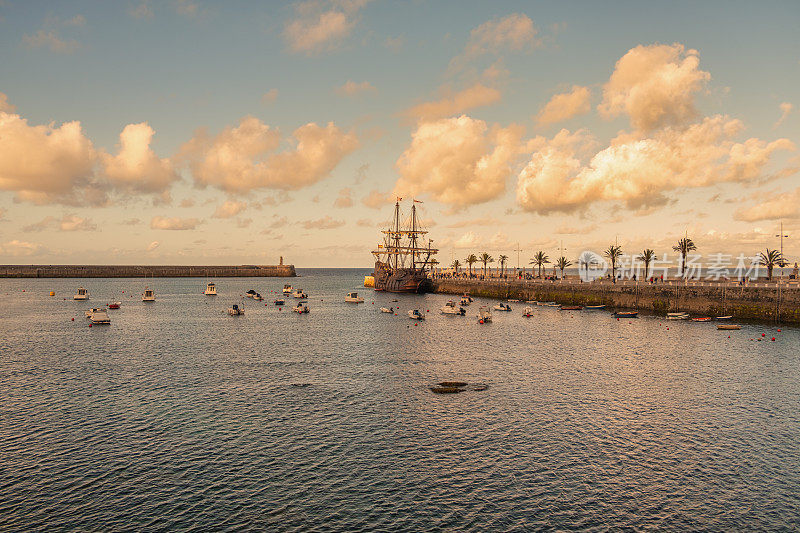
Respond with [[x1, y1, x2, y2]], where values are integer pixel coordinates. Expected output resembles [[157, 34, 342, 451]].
[[182, 116, 358, 193], [336, 80, 376, 97], [536, 85, 591, 126], [404, 83, 501, 122], [516, 117, 794, 214], [212, 200, 247, 219], [150, 216, 200, 230], [283, 0, 370, 55], [395, 115, 523, 208], [735, 187, 800, 222], [598, 43, 710, 131], [101, 122, 178, 194]]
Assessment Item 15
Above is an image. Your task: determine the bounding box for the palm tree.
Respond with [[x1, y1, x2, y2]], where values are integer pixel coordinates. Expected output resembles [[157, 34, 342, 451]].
[[758, 249, 787, 281], [556, 256, 572, 279], [498, 254, 508, 278], [530, 251, 550, 278], [672, 237, 697, 277], [479, 252, 494, 277], [451, 259, 461, 274], [578, 251, 598, 279], [637, 249, 655, 280], [604, 244, 622, 282], [465, 254, 478, 276]]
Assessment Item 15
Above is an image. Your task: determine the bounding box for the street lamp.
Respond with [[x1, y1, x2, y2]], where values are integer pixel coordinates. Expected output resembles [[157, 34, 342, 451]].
[[776, 221, 789, 282]]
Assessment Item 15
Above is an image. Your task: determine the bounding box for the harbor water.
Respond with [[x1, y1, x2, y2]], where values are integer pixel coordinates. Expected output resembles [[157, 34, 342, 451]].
[[1, 269, 799, 530]]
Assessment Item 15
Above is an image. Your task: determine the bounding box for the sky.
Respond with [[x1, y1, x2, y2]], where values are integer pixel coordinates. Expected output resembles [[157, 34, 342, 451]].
[[0, 0, 799, 268]]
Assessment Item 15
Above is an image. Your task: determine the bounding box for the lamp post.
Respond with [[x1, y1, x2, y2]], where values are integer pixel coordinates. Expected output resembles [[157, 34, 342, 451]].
[[776, 221, 789, 281]]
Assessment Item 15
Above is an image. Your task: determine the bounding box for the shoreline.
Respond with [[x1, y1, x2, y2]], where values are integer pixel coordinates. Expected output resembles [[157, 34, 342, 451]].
[[431, 278, 800, 325], [0, 264, 297, 278]]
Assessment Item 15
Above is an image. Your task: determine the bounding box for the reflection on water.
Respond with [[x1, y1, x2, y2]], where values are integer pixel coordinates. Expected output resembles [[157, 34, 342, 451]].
[[1, 269, 799, 530]]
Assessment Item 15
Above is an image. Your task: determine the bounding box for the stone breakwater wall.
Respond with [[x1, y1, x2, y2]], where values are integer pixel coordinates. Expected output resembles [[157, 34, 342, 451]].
[[432, 279, 800, 324], [0, 264, 297, 278]]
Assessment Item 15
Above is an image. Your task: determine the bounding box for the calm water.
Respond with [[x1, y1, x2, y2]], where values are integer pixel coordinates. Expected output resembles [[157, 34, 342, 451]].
[[1, 268, 799, 531]]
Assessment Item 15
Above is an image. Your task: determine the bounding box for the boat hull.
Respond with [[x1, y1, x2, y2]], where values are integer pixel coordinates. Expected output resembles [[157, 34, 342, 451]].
[[373, 263, 430, 293]]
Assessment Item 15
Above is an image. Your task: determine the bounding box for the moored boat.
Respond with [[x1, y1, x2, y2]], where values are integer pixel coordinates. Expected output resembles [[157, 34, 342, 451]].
[[88, 308, 110, 324], [691, 317, 712, 322], [613, 311, 638, 318], [108, 301, 121, 309], [522, 306, 533, 317], [345, 292, 365, 303], [715, 315, 733, 320], [493, 302, 512, 312], [245, 289, 257, 298], [477, 306, 492, 323], [142, 288, 155, 302], [667, 312, 690, 320], [204, 282, 217, 295], [274, 298, 285, 306], [228, 304, 244, 316], [292, 288, 307, 298], [717, 324, 741, 330], [293, 301, 310, 314], [560, 305, 582, 311], [584, 304, 605, 310], [408, 309, 425, 320], [380, 307, 394, 313], [74, 287, 89, 301], [283, 284, 293, 295], [253, 293, 263, 301], [441, 300, 466, 315]]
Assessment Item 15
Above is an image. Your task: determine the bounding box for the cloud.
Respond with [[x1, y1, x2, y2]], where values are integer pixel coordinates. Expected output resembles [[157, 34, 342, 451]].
[[356, 218, 372, 227], [0, 108, 102, 205], [301, 215, 345, 229], [147, 241, 160, 252], [446, 217, 501, 228], [101, 122, 178, 195], [122, 218, 142, 225], [129, 2, 154, 19], [449, 13, 540, 73], [454, 231, 481, 249], [536, 85, 591, 126], [333, 187, 353, 207], [774, 102, 793, 128], [598, 43, 710, 131], [516, 118, 795, 214], [261, 89, 279, 105], [175, 0, 199, 16], [236, 218, 252, 228], [179, 197, 195, 207], [0, 240, 44, 257], [212, 200, 247, 218], [0, 93, 15, 113], [283, 0, 370, 55], [181, 116, 359, 193], [64, 15, 86, 26], [361, 189, 392, 209], [150, 216, 200, 230], [269, 215, 288, 229], [395, 115, 524, 208], [734, 187, 800, 222], [404, 83, 501, 122], [383, 35, 404, 52], [336, 80, 377, 97], [23, 214, 97, 232], [554, 223, 598, 235], [22, 30, 79, 53]]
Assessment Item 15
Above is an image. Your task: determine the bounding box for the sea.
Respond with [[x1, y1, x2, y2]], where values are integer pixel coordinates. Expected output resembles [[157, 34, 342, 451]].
[[1, 268, 799, 531]]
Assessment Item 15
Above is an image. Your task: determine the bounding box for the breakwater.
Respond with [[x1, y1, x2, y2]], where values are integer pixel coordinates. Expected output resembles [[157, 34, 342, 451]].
[[432, 279, 800, 324], [0, 264, 296, 278]]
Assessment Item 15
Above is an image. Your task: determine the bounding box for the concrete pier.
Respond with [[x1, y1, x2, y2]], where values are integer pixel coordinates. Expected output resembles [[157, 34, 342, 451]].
[[0, 264, 296, 278], [432, 278, 800, 324]]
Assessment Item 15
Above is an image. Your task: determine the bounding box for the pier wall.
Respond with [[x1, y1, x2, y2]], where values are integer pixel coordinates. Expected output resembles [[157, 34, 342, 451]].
[[0, 264, 296, 278], [432, 279, 800, 324]]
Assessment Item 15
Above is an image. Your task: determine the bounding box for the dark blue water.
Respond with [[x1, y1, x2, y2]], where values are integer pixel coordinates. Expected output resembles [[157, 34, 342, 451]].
[[1, 268, 799, 531]]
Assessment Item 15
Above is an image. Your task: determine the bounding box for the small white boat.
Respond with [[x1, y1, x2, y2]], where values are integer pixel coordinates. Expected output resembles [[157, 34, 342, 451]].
[[204, 282, 217, 295], [408, 309, 425, 320], [715, 315, 733, 321], [508, 299, 520, 302], [380, 307, 394, 313], [253, 293, 263, 301], [345, 292, 364, 303], [292, 289, 307, 298], [522, 306, 533, 317], [461, 294, 473, 305], [228, 304, 244, 316], [441, 300, 466, 315], [73, 287, 89, 301], [667, 312, 689, 320], [283, 284, 293, 295], [493, 302, 512, 312], [245, 289, 257, 298], [142, 288, 155, 302], [85, 307, 103, 318], [584, 304, 605, 310], [293, 301, 310, 314], [477, 306, 492, 323], [88, 308, 110, 324], [108, 301, 121, 309]]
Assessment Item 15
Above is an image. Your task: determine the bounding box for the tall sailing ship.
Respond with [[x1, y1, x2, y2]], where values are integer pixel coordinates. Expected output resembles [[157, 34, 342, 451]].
[[371, 199, 438, 293]]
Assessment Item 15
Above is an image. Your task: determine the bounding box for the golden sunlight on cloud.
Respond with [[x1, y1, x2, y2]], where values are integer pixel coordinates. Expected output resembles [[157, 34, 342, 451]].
[[283, 0, 370, 55], [212, 200, 247, 219], [449, 13, 540, 73], [182, 116, 359, 193], [0, 93, 15, 113], [22, 29, 80, 53], [395, 115, 523, 208], [101, 122, 178, 195], [361, 189, 391, 209], [0, 240, 44, 257], [735, 187, 800, 222], [150, 216, 200, 230], [598, 43, 710, 131], [774, 102, 793, 128], [516, 117, 794, 214], [335, 80, 376, 97], [404, 83, 501, 122], [23, 214, 97, 232], [535, 85, 591, 126]]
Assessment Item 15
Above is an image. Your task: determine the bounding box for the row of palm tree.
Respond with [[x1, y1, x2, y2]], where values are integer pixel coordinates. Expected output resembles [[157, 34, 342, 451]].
[[448, 236, 790, 281]]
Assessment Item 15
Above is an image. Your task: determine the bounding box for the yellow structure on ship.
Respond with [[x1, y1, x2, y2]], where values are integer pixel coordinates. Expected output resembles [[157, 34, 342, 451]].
[[364, 275, 375, 288]]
